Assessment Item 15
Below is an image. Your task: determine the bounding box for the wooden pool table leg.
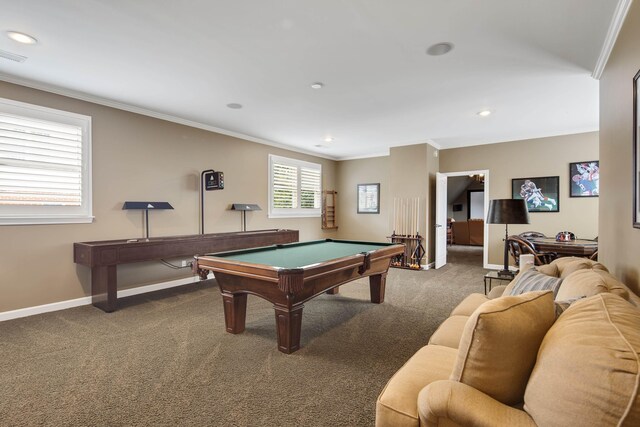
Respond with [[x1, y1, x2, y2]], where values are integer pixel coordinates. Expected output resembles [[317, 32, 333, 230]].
[[274, 305, 304, 354], [369, 272, 387, 304], [221, 292, 248, 334]]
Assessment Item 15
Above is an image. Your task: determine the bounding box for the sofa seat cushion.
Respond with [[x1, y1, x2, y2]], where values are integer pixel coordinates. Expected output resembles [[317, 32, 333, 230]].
[[524, 293, 640, 426], [450, 291, 556, 406], [556, 269, 630, 301], [428, 315, 469, 349], [450, 293, 489, 316], [376, 345, 458, 427]]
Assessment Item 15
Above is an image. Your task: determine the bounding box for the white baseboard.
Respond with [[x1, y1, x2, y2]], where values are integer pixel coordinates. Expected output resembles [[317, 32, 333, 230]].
[[116, 276, 200, 298], [422, 261, 436, 270], [0, 275, 202, 322], [485, 263, 518, 272]]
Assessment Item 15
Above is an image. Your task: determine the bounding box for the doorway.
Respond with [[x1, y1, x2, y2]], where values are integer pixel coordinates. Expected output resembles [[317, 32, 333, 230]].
[[435, 170, 489, 269]]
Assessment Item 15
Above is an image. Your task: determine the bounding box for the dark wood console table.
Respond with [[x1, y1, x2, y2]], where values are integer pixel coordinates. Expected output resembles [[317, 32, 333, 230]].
[[74, 229, 299, 312]]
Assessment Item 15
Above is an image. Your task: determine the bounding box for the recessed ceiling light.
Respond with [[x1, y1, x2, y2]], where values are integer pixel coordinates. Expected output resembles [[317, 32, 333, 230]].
[[477, 110, 492, 117], [324, 137, 334, 142], [426, 42, 453, 56], [6, 31, 37, 45], [310, 82, 324, 89], [226, 103, 243, 109]]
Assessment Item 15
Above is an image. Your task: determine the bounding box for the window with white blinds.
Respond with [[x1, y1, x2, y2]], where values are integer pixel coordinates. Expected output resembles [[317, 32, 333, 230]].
[[0, 98, 92, 225], [269, 154, 321, 218]]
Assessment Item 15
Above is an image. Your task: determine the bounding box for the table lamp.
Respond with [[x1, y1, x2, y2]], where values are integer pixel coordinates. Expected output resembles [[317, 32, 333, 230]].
[[487, 199, 530, 277]]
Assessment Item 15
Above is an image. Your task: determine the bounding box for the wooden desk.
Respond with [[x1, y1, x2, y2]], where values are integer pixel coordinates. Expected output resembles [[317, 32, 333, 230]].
[[74, 229, 299, 312], [527, 237, 598, 258]]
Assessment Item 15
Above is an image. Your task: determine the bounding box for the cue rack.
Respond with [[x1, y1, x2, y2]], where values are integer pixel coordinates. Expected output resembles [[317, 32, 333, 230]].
[[388, 197, 425, 270]]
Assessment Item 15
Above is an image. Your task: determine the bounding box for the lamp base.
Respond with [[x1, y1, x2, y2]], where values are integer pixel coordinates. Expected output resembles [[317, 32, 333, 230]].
[[497, 269, 515, 278]]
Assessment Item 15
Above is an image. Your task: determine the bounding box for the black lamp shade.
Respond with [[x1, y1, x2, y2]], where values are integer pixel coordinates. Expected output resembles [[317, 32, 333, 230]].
[[487, 199, 530, 225]]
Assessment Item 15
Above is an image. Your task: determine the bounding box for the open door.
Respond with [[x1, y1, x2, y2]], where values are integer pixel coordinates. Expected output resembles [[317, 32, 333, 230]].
[[435, 172, 447, 269]]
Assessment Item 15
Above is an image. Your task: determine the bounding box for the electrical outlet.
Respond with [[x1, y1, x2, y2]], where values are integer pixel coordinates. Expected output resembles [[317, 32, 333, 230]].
[[181, 260, 189, 267]]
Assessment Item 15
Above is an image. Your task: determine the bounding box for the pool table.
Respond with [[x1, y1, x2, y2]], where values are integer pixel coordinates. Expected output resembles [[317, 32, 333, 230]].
[[194, 239, 405, 353]]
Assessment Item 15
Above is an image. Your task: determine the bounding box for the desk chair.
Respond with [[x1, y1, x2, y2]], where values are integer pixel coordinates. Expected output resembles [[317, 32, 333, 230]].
[[507, 235, 557, 266]]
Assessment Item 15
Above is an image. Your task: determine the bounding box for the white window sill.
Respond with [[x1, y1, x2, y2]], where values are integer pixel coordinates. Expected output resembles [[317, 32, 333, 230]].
[[0, 215, 95, 225]]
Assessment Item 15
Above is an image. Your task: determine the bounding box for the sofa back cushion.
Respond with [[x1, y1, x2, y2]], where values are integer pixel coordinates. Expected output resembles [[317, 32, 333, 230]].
[[556, 269, 630, 302], [552, 257, 608, 278], [524, 293, 640, 426], [451, 221, 469, 245], [450, 291, 556, 405], [468, 219, 484, 245]]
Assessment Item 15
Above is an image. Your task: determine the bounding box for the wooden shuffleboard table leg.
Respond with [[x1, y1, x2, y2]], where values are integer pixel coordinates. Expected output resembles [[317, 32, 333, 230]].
[[91, 265, 118, 312]]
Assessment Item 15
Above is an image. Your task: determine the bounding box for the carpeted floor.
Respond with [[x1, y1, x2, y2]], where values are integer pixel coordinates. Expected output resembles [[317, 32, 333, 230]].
[[0, 246, 485, 426]]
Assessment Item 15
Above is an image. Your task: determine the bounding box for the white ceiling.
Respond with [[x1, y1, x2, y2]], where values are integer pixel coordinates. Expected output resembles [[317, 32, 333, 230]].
[[0, 0, 621, 160]]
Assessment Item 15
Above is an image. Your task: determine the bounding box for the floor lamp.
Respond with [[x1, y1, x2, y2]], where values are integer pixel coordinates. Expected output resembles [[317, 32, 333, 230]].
[[487, 199, 530, 277]]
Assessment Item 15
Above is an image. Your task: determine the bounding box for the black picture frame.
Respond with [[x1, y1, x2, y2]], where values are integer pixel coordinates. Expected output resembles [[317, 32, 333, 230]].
[[511, 176, 560, 213], [634, 69, 640, 228], [357, 183, 380, 214], [569, 161, 599, 197]]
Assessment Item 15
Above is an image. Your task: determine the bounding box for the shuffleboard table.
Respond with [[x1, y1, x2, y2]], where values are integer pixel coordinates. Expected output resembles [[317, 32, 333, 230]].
[[193, 239, 404, 353], [74, 229, 299, 312]]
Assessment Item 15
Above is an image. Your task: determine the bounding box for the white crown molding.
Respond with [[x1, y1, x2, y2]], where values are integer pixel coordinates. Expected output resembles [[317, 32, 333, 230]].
[[592, 0, 633, 80], [0, 73, 339, 161]]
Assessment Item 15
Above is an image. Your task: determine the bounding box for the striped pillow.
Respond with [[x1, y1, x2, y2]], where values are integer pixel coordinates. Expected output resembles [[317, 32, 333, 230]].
[[507, 268, 563, 298]]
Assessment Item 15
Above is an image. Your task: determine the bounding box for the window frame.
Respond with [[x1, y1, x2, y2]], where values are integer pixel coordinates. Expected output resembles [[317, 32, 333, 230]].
[[0, 97, 93, 225], [268, 154, 322, 218]]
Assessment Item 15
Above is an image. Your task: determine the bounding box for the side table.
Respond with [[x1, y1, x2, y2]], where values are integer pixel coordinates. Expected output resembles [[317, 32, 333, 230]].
[[483, 271, 514, 295]]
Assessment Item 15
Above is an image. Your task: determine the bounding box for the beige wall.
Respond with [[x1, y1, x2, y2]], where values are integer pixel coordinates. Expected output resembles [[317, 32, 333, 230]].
[[390, 144, 428, 237], [0, 81, 337, 312], [336, 143, 438, 264], [426, 144, 439, 263], [335, 156, 390, 242], [599, 0, 640, 295], [440, 132, 599, 266]]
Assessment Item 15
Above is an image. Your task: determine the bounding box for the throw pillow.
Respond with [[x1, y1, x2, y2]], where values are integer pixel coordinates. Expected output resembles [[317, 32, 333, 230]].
[[507, 268, 563, 298], [450, 291, 556, 405]]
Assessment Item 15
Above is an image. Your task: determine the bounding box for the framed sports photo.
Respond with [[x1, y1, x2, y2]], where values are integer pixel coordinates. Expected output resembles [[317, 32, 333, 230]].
[[569, 161, 599, 197], [512, 176, 559, 213]]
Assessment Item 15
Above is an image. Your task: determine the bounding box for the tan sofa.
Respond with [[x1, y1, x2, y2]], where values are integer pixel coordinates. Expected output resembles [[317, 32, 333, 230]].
[[376, 257, 640, 426], [451, 219, 484, 246]]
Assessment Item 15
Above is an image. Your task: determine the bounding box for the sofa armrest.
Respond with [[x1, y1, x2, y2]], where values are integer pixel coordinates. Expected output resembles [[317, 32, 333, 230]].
[[418, 380, 536, 427], [487, 285, 507, 299]]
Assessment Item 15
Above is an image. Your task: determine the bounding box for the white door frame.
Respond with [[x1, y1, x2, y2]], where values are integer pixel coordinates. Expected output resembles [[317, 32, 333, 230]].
[[438, 169, 490, 269]]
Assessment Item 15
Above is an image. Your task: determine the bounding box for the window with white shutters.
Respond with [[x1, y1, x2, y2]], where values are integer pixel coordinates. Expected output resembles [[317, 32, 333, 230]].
[[0, 98, 92, 225], [268, 154, 321, 218]]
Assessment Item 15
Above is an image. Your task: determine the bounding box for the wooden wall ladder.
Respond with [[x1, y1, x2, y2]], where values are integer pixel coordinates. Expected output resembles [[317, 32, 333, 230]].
[[322, 190, 338, 229]]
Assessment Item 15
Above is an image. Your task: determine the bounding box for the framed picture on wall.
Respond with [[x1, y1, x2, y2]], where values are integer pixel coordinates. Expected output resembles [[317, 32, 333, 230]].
[[634, 68, 640, 228], [569, 161, 599, 197], [357, 183, 380, 214], [511, 176, 559, 213]]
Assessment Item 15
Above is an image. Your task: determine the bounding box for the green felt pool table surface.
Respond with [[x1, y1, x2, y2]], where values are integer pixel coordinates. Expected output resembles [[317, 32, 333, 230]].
[[207, 239, 396, 269]]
